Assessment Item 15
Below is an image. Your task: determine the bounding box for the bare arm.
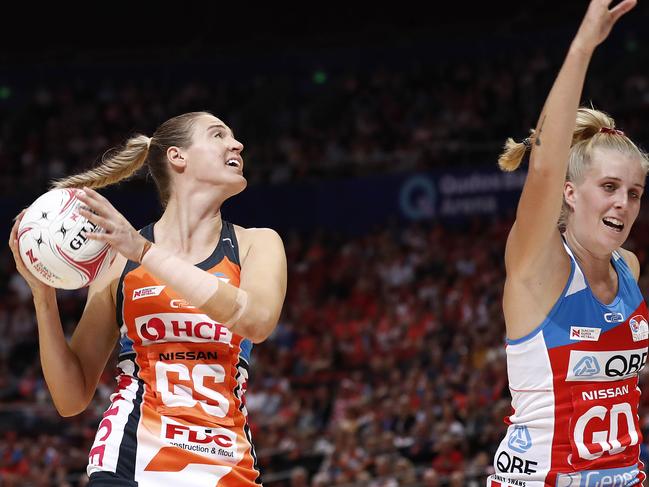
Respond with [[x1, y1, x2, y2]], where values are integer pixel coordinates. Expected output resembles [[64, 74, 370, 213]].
[[9, 213, 120, 417], [506, 0, 637, 278], [37, 269, 119, 416], [230, 228, 287, 342]]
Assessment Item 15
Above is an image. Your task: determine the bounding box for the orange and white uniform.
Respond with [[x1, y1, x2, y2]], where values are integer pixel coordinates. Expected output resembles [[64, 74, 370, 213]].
[[87, 221, 261, 486]]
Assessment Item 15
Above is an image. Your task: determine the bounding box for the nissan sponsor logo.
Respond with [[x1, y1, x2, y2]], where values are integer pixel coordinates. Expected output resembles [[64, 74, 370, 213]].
[[566, 349, 647, 381], [134, 313, 232, 345]]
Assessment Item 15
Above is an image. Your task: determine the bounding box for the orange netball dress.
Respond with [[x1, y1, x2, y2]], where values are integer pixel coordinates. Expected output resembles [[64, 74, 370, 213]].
[[87, 221, 261, 486]]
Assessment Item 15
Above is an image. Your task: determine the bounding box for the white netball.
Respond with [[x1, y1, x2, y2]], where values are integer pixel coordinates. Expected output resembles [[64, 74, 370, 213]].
[[17, 188, 115, 290]]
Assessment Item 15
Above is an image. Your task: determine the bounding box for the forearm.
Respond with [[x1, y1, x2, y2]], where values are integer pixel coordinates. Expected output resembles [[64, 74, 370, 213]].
[[530, 45, 592, 172], [141, 245, 274, 342], [33, 291, 90, 416]]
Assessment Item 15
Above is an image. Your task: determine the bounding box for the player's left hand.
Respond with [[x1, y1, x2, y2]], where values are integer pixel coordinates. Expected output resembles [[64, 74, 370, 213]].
[[76, 187, 149, 263]]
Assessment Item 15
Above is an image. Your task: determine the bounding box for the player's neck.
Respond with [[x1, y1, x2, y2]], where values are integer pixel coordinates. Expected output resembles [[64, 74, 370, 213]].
[[155, 197, 223, 255], [563, 229, 615, 284]]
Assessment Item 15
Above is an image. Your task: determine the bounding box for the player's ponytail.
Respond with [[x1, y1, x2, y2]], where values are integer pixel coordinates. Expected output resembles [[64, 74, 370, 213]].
[[498, 132, 536, 172], [51, 111, 212, 207], [51, 135, 150, 190]]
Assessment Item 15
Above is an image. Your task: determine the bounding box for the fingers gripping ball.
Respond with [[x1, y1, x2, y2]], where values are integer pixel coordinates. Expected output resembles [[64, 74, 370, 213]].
[[17, 188, 115, 289]]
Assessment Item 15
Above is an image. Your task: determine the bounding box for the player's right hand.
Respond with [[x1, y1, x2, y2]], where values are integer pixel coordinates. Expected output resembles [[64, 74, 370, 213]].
[[572, 0, 637, 53]]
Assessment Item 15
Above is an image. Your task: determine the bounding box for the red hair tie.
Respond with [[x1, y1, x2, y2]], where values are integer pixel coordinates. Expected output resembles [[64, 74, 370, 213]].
[[600, 127, 625, 136]]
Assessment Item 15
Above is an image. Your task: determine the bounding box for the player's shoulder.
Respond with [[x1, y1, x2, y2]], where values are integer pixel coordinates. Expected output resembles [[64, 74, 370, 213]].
[[617, 247, 640, 281], [232, 225, 284, 262], [232, 225, 282, 245]]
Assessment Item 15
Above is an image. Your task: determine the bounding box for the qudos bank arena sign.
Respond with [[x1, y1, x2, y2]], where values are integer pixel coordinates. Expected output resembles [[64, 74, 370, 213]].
[[398, 170, 527, 220]]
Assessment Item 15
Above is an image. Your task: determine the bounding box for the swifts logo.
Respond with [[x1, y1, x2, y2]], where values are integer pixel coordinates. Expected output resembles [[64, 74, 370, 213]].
[[628, 315, 648, 342], [135, 313, 232, 345]]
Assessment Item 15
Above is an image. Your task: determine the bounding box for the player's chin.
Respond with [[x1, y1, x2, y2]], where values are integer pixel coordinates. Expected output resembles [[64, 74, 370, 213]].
[[599, 230, 627, 252], [227, 176, 247, 196]]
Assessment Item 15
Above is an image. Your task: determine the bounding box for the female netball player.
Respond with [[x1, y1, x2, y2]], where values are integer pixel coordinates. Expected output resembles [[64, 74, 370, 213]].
[[9, 112, 287, 486], [488, 1, 648, 485]]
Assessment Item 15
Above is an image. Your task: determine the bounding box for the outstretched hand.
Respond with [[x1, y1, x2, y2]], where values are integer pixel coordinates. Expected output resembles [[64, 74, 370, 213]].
[[573, 0, 637, 52], [76, 187, 148, 263]]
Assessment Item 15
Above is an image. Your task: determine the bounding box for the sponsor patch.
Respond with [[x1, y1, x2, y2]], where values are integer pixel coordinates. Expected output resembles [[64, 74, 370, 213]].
[[160, 416, 239, 463], [132, 285, 165, 300], [486, 475, 527, 487], [555, 466, 640, 487], [628, 315, 648, 342], [566, 348, 647, 381], [507, 425, 532, 453], [134, 312, 232, 345], [570, 327, 601, 342], [603, 312, 624, 323]]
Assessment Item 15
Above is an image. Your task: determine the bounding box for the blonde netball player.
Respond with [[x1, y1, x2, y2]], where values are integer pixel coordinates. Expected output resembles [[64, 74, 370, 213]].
[[487, 1, 649, 486], [8, 112, 287, 486]]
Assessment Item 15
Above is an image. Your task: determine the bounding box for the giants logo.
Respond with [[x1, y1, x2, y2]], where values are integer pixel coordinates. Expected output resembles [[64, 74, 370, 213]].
[[170, 299, 196, 309], [135, 313, 232, 345], [566, 349, 647, 381], [570, 377, 641, 468]]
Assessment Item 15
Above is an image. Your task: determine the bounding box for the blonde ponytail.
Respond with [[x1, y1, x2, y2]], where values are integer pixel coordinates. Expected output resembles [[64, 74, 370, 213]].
[[498, 131, 536, 172], [51, 134, 151, 190]]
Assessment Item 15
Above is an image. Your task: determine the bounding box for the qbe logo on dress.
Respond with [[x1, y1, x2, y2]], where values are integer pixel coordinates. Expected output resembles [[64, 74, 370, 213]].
[[572, 356, 600, 378], [566, 349, 647, 381], [507, 425, 532, 453]]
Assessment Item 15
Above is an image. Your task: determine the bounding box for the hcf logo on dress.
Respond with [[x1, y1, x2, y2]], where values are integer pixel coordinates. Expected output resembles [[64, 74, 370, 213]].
[[134, 313, 232, 345]]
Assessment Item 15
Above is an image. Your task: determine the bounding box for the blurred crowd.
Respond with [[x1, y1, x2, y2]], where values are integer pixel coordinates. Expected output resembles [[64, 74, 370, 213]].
[[3, 14, 649, 487], [2, 23, 649, 205]]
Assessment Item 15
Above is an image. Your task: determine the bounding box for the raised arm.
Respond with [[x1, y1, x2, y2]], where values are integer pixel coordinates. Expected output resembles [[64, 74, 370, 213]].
[[504, 0, 636, 276]]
